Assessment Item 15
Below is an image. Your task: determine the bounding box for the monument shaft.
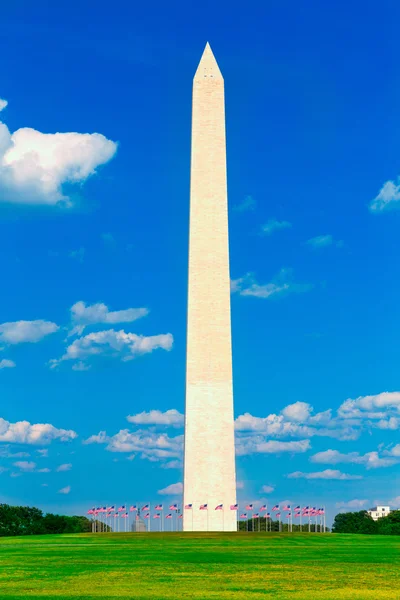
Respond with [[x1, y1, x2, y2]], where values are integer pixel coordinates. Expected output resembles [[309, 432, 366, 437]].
[[183, 44, 236, 532]]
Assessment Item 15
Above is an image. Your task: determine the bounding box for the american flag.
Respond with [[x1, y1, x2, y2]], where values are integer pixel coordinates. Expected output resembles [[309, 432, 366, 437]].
[[272, 505, 279, 511], [87, 508, 95, 515], [169, 504, 178, 511], [185, 504, 192, 509], [142, 504, 150, 511], [245, 504, 253, 510], [276, 512, 281, 518], [266, 513, 271, 518], [166, 514, 172, 519], [118, 505, 125, 512], [113, 513, 119, 518], [178, 515, 183, 519], [294, 512, 301, 518], [283, 505, 290, 511], [303, 506, 310, 511], [155, 504, 163, 510], [294, 505, 300, 511], [121, 513, 128, 518], [153, 514, 161, 519], [260, 505, 267, 511], [286, 513, 291, 518], [240, 513, 247, 518], [215, 504, 223, 511], [143, 513, 150, 519], [230, 504, 238, 510], [107, 506, 115, 512], [102, 507, 107, 512], [130, 505, 137, 512], [318, 508, 325, 515], [199, 504, 208, 510], [253, 513, 259, 518]]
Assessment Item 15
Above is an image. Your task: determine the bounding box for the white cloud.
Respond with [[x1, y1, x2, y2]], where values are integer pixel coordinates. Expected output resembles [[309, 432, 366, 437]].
[[0, 111, 117, 206], [0, 446, 30, 458], [69, 301, 149, 336], [288, 469, 362, 480], [0, 320, 59, 344], [0, 99, 7, 112], [310, 448, 399, 469], [50, 329, 173, 368], [13, 460, 36, 471], [58, 485, 71, 494], [72, 361, 91, 371], [235, 404, 355, 441], [161, 460, 182, 469], [127, 409, 184, 427], [157, 482, 183, 495], [236, 438, 310, 456], [0, 359, 15, 369], [307, 234, 337, 248], [260, 485, 274, 494], [281, 401, 311, 422], [84, 428, 183, 462], [338, 392, 400, 419], [233, 195, 256, 212], [36, 449, 48, 457], [231, 268, 312, 299], [0, 417, 77, 445], [370, 178, 400, 212], [56, 463, 72, 472], [261, 218, 292, 236], [335, 499, 368, 510]]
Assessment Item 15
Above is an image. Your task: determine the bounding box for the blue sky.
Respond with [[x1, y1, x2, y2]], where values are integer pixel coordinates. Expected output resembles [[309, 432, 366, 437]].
[[1, 0, 400, 523]]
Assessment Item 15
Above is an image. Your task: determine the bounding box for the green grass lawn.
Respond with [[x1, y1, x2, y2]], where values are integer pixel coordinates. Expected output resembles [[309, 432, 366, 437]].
[[0, 532, 400, 600]]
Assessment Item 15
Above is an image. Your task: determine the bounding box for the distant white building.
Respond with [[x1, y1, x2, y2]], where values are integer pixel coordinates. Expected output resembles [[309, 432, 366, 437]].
[[367, 506, 391, 521]]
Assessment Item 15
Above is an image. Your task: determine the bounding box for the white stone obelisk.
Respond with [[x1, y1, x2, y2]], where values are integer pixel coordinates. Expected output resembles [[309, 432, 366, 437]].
[[183, 43, 236, 532]]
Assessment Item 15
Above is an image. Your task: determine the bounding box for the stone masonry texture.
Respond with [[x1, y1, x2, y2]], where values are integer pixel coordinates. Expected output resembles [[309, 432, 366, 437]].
[[183, 43, 237, 532]]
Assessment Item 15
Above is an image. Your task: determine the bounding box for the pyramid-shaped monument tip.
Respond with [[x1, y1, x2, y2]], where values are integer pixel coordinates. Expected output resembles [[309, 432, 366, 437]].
[[194, 42, 223, 81]]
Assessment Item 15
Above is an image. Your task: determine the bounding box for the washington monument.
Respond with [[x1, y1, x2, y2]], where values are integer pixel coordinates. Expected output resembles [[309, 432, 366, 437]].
[[183, 43, 237, 532]]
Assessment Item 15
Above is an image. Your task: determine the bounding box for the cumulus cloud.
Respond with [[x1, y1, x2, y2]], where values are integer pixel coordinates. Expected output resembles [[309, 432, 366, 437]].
[[236, 438, 310, 456], [69, 301, 149, 336], [288, 469, 362, 480], [157, 482, 183, 495], [0, 99, 7, 112], [235, 403, 355, 441], [50, 329, 173, 369], [370, 178, 400, 212], [335, 499, 368, 509], [0, 417, 77, 445], [231, 268, 313, 299], [13, 461, 36, 471], [338, 392, 400, 419], [260, 485, 274, 494], [127, 409, 184, 427], [84, 428, 183, 462], [56, 463, 72, 472], [0, 109, 117, 206], [310, 449, 399, 469], [0, 359, 15, 369], [58, 485, 71, 494], [261, 218, 292, 236], [72, 361, 91, 372], [0, 320, 59, 344]]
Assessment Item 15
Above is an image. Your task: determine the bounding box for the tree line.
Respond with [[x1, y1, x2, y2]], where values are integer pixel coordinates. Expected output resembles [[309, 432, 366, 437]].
[[0, 503, 110, 537], [332, 510, 400, 535]]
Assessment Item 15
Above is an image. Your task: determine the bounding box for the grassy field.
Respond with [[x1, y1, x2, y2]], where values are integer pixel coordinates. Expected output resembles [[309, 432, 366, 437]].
[[0, 532, 400, 600]]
